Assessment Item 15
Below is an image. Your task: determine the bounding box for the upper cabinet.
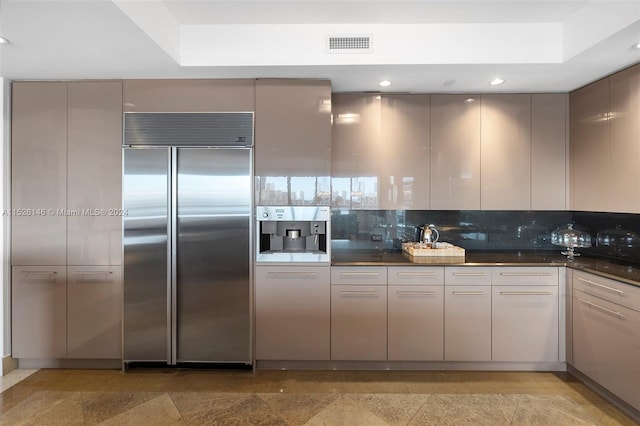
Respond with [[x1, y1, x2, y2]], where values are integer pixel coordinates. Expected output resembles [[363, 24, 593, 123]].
[[609, 64, 640, 213], [11, 81, 123, 266], [331, 94, 430, 210], [12, 82, 68, 265], [67, 82, 123, 265], [481, 94, 532, 210], [570, 79, 610, 212], [570, 64, 640, 213], [123, 79, 255, 112], [430, 95, 481, 210], [531, 94, 568, 210], [254, 79, 332, 205]]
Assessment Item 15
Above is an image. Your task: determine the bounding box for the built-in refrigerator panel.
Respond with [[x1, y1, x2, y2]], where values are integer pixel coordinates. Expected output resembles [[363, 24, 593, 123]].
[[123, 147, 170, 362], [176, 148, 251, 363]]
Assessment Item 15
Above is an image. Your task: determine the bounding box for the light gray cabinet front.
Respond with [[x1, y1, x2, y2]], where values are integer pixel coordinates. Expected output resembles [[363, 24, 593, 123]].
[[255, 79, 332, 206], [331, 285, 387, 361], [255, 266, 330, 360], [11, 82, 67, 265], [67, 266, 122, 359], [12, 266, 67, 358], [480, 94, 532, 210], [67, 81, 123, 266], [444, 285, 491, 361]]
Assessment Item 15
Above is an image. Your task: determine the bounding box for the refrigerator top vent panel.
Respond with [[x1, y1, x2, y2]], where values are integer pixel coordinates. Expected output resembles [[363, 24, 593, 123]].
[[124, 112, 254, 147]]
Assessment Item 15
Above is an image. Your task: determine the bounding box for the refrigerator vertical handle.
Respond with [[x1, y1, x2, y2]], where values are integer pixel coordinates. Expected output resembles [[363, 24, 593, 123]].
[[170, 147, 178, 365]]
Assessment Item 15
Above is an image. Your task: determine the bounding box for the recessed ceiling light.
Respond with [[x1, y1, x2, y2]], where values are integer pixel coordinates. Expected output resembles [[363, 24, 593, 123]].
[[378, 80, 391, 87], [635, 42, 640, 49], [0, 36, 9, 45], [489, 77, 505, 86], [464, 98, 476, 103]]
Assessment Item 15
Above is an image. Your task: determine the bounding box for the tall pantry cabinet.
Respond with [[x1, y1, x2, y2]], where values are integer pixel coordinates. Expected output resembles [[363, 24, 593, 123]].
[[11, 81, 123, 361]]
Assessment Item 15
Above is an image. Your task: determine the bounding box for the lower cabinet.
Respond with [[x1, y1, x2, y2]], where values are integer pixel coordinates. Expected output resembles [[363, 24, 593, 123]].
[[67, 266, 122, 359], [12, 265, 122, 360], [491, 267, 559, 362], [12, 266, 67, 358], [330, 265, 388, 361], [331, 285, 387, 360], [387, 266, 444, 361], [255, 266, 330, 360], [572, 272, 640, 411], [444, 267, 492, 361], [492, 285, 559, 362], [444, 285, 492, 361]]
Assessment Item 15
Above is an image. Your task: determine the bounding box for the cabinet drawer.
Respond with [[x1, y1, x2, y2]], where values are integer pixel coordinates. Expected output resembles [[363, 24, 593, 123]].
[[388, 266, 444, 285], [573, 270, 640, 311], [492, 267, 558, 286], [331, 266, 387, 285], [445, 267, 491, 286]]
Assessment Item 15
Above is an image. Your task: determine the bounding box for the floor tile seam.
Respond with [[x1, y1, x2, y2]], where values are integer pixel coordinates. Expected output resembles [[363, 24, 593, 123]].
[[404, 392, 434, 426], [166, 392, 189, 426]]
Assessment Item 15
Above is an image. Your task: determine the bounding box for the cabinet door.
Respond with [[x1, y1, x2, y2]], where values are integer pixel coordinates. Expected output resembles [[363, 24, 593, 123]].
[[609, 64, 640, 213], [255, 79, 332, 206], [531, 94, 568, 210], [67, 266, 122, 359], [444, 285, 491, 361], [573, 289, 640, 410], [123, 79, 255, 112], [388, 285, 443, 361], [331, 94, 382, 209], [67, 82, 123, 265], [331, 285, 387, 360], [255, 266, 330, 360], [481, 94, 531, 210], [379, 94, 430, 210], [492, 285, 559, 362], [12, 266, 67, 358], [11, 82, 67, 265], [430, 95, 481, 209], [570, 79, 610, 211]]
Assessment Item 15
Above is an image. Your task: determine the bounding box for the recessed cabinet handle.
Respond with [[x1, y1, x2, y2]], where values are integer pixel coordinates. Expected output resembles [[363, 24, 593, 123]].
[[73, 271, 113, 276], [266, 272, 319, 278], [577, 297, 624, 319], [451, 291, 486, 295], [340, 272, 380, 277], [396, 291, 437, 296], [499, 272, 553, 277], [451, 273, 486, 277], [577, 277, 625, 295], [340, 291, 379, 296], [499, 291, 554, 296], [22, 271, 58, 280], [397, 272, 437, 277]]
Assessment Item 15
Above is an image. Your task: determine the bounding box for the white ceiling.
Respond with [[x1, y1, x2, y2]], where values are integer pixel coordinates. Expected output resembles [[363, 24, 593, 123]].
[[1, 0, 639, 93]]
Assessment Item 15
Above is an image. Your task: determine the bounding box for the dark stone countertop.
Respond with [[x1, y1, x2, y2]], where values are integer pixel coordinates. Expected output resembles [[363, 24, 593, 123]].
[[331, 249, 640, 288]]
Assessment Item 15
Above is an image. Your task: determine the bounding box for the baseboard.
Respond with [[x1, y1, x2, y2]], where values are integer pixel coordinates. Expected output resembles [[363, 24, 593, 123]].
[[3, 356, 18, 375], [16, 358, 121, 369], [256, 360, 567, 371], [567, 364, 640, 424]]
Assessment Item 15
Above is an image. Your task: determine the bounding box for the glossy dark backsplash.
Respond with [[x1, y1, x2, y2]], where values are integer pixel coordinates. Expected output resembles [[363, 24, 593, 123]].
[[331, 209, 640, 264]]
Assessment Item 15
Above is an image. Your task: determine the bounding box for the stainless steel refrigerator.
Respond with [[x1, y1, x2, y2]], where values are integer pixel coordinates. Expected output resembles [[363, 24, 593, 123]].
[[122, 113, 253, 367]]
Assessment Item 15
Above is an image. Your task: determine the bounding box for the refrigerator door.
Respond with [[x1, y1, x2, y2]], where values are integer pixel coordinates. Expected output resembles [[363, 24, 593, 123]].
[[123, 147, 170, 362], [176, 148, 251, 363]]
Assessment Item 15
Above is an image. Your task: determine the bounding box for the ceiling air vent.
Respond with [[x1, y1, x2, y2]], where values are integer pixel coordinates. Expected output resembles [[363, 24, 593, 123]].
[[326, 35, 373, 54]]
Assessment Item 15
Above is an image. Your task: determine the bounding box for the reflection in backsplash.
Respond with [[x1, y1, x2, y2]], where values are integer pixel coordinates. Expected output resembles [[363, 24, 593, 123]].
[[331, 209, 640, 264], [573, 212, 640, 263]]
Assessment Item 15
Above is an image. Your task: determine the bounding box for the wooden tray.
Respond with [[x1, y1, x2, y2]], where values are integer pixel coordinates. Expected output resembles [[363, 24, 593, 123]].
[[402, 242, 465, 257]]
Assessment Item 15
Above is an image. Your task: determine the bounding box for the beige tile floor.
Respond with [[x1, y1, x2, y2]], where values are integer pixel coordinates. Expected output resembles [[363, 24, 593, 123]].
[[0, 368, 637, 425]]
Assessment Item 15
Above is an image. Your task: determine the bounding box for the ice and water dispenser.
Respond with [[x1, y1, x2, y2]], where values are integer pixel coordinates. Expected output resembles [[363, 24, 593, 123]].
[[256, 206, 331, 263]]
